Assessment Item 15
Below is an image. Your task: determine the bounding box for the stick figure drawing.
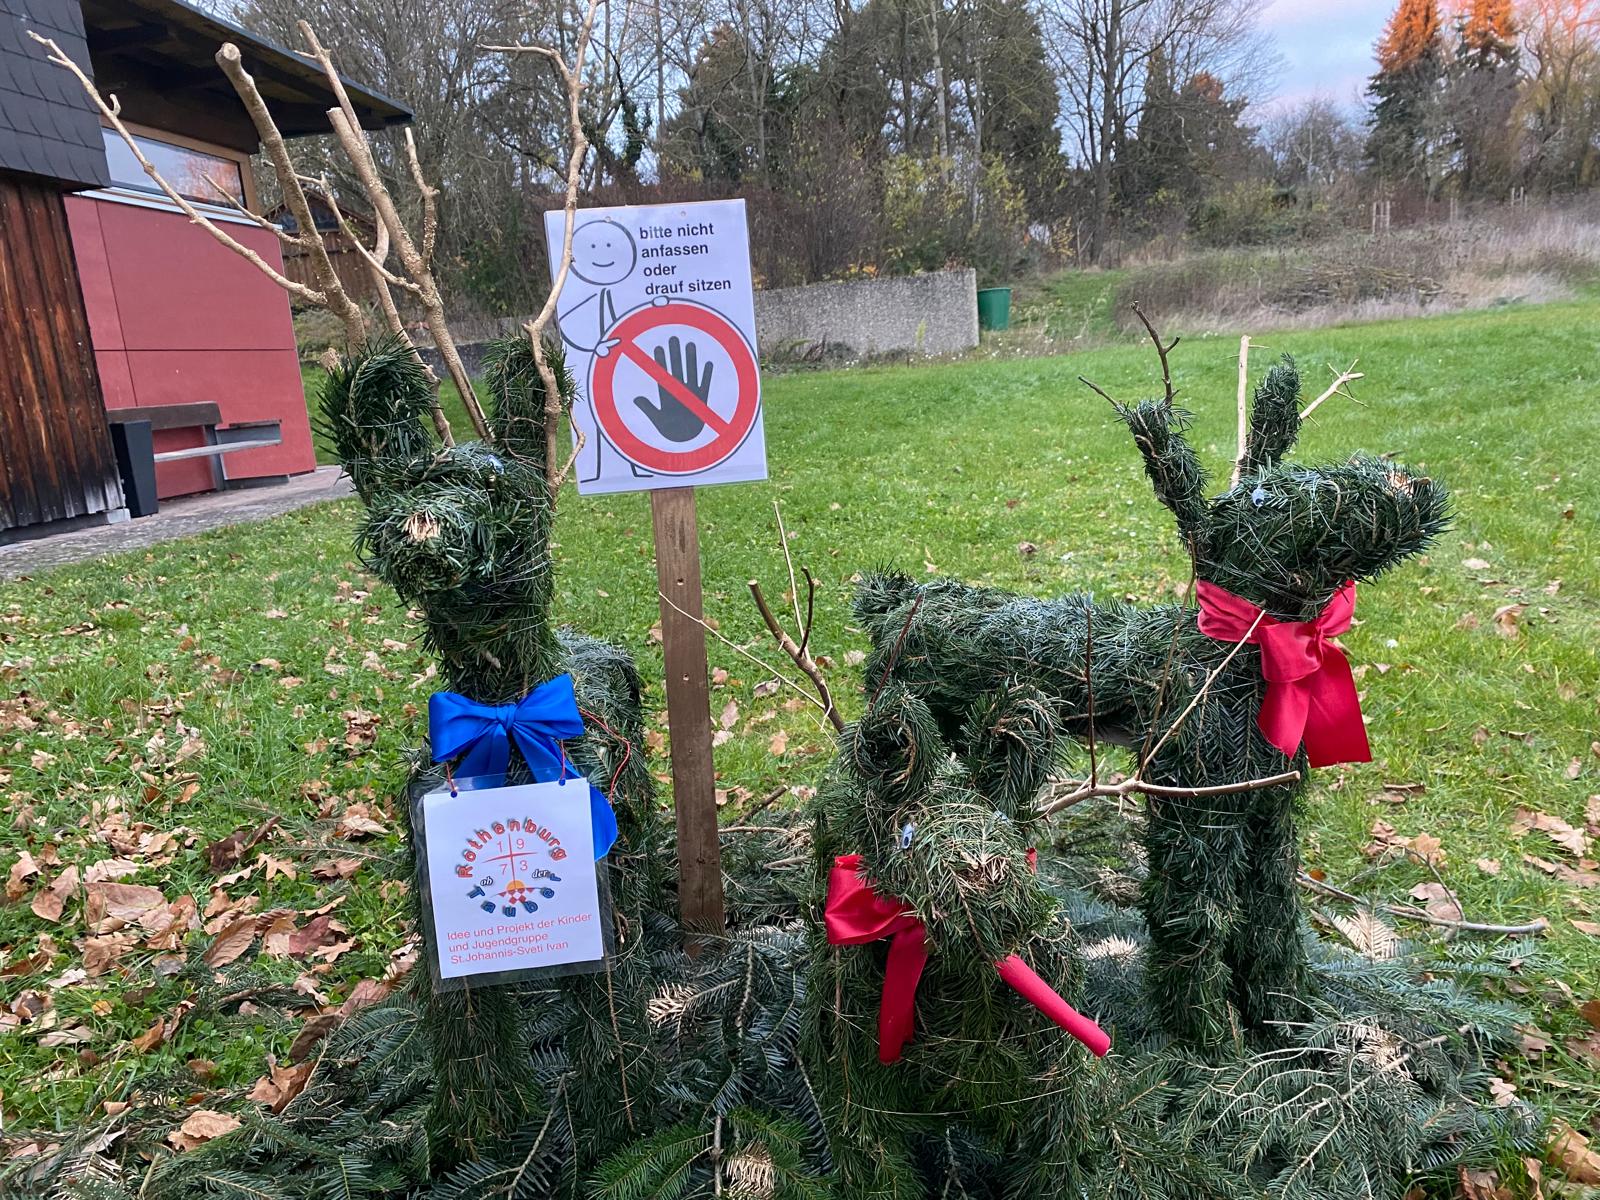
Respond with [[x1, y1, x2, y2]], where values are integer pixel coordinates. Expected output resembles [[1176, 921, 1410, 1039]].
[[557, 218, 644, 483], [545, 200, 766, 494]]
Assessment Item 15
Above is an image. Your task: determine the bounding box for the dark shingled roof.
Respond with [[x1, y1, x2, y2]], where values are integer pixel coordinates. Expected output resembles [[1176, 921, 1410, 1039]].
[[79, 0, 411, 138], [1, 0, 411, 188], [0, 0, 110, 189]]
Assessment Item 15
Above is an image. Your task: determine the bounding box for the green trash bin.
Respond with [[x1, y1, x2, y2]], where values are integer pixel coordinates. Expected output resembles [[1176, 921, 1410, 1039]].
[[976, 286, 1012, 331]]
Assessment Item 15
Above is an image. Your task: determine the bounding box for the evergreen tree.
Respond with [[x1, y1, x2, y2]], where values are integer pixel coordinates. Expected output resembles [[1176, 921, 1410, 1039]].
[[1121, 51, 1259, 229], [1366, 0, 1448, 191], [1444, 0, 1521, 196]]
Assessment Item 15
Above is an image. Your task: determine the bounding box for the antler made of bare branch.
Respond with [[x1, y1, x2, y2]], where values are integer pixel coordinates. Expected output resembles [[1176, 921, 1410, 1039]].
[[485, 0, 604, 490]]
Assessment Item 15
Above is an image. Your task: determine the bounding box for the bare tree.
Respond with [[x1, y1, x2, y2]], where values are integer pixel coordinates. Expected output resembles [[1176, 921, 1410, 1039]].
[[1039, 0, 1273, 261]]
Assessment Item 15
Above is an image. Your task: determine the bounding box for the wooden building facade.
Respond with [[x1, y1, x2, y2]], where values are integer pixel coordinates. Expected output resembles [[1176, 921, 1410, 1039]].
[[0, 0, 409, 540]]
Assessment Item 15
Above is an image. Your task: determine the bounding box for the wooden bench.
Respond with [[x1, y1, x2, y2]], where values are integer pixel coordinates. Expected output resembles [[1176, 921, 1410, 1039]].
[[106, 403, 285, 515]]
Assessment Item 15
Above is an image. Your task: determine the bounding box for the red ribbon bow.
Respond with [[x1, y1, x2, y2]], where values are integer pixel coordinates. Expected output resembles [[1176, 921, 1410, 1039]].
[[1195, 579, 1372, 769], [824, 853, 1110, 1064]]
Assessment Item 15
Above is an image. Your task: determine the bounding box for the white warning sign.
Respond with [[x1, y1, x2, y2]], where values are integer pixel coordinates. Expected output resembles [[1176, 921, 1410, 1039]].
[[543, 199, 767, 495]]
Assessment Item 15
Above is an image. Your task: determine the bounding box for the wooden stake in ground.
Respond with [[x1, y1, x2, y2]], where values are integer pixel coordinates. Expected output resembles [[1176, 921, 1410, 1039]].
[[650, 487, 726, 943]]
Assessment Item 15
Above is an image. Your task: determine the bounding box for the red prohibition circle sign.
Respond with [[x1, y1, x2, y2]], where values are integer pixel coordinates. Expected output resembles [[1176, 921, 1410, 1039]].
[[590, 301, 760, 474]]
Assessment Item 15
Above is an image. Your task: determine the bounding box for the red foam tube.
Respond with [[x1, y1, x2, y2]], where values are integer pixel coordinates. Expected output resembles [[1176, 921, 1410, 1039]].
[[994, 954, 1111, 1058]]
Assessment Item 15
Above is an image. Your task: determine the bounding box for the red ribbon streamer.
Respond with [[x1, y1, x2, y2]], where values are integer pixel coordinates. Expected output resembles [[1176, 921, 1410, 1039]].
[[1194, 579, 1372, 769], [824, 853, 1110, 1064]]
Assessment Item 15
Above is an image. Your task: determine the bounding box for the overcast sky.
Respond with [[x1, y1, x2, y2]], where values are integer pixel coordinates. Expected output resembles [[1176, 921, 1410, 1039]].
[[1259, 0, 1396, 113]]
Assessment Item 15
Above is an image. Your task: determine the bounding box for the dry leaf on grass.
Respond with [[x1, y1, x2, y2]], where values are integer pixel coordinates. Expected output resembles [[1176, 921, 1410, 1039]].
[[30, 866, 79, 922], [167, 1109, 241, 1152], [719, 700, 739, 731], [1523, 854, 1600, 888], [769, 730, 789, 756], [310, 857, 361, 881], [83, 857, 139, 884], [7, 851, 38, 901], [205, 818, 278, 873], [1547, 1119, 1600, 1183], [1512, 808, 1589, 857], [1493, 603, 1527, 638], [1457, 1166, 1510, 1199], [84, 881, 167, 933], [202, 916, 259, 968], [335, 806, 387, 839], [1408, 881, 1463, 921]]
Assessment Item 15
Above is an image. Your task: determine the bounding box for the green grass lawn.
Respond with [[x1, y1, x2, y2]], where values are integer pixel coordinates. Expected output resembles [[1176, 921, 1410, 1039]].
[[6, 296, 1600, 1177]]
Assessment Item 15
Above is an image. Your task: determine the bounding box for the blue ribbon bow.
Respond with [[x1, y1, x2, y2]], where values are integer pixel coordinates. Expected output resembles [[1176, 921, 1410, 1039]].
[[428, 674, 618, 858]]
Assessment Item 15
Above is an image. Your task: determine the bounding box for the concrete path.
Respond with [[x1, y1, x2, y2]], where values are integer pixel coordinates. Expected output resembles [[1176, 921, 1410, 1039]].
[[0, 467, 354, 581]]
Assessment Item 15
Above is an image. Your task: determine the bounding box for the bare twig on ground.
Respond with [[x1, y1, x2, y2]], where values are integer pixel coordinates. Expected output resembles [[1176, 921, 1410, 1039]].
[[1298, 871, 1549, 936]]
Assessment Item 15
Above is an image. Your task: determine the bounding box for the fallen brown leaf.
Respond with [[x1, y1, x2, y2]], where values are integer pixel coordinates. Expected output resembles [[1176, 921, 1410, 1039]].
[[1547, 1119, 1600, 1183], [310, 857, 361, 881], [205, 818, 279, 873], [30, 866, 79, 923], [6, 851, 38, 901], [288, 1013, 339, 1062], [84, 881, 167, 933], [167, 1109, 241, 1152], [202, 916, 259, 968], [1512, 808, 1589, 857], [247, 1057, 313, 1114], [130, 1018, 166, 1054]]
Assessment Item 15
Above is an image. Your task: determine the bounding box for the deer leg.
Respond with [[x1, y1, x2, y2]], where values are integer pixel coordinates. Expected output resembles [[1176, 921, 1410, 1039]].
[[1141, 788, 1250, 1056], [1227, 785, 1308, 1037]]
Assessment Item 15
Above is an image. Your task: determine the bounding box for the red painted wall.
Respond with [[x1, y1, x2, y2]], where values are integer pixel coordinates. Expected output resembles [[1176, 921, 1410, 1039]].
[[65, 195, 316, 499]]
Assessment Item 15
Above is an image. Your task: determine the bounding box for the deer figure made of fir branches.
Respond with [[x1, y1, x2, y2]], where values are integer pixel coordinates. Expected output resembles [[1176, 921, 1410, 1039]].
[[812, 673, 1110, 1195], [318, 336, 665, 1168], [853, 349, 1450, 1054]]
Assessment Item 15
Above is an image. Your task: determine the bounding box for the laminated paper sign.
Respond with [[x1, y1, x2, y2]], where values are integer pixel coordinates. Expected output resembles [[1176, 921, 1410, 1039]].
[[416, 779, 606, 987], [543, 198, 766, 495]]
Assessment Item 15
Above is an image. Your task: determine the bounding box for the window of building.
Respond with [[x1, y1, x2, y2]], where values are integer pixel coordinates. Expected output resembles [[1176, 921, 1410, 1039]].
[[100, 128, 246, 208]]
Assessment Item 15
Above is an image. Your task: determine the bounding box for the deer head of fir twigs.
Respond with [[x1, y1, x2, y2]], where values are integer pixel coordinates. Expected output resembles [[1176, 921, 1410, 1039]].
[[320, 336, 572, 702], [1114, 351, 1451, 621]]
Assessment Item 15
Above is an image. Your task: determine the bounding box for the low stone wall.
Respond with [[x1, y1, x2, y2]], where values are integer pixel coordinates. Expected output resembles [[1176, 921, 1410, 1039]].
[[753, 268, 978, 360], [420, 267, 979, 377]]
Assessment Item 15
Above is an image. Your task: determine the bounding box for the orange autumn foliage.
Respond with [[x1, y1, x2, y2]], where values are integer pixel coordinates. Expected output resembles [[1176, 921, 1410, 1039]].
[[1378, 0, 1444, 72], [1461, 0, 1516, 54]]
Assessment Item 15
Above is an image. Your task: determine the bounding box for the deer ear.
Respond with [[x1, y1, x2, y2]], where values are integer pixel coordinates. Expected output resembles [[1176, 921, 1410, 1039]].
[[318, 337, 440, 504], [483, 334, 571, 476], [1239, 355, 1301, 477], [1115, 400, 1210, 542]]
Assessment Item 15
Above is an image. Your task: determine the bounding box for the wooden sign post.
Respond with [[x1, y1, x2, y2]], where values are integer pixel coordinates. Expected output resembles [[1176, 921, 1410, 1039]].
[[650, 486, 726, 938], [543, 197, 767, 944]]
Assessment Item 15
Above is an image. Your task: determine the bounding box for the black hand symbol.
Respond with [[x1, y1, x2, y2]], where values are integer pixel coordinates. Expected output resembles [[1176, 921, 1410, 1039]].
[[634, 336, 714, 443]]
